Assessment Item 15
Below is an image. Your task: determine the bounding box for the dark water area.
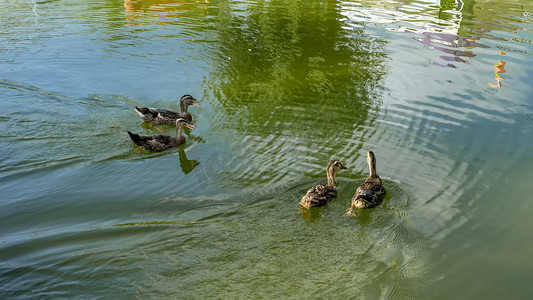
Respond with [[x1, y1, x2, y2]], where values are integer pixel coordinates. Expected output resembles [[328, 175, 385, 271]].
[[1, 0, 533, 298]]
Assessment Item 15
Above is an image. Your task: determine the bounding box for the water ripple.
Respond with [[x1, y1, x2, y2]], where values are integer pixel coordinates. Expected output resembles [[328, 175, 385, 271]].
[[0, 80, 141, 176], [2, 0, 533, 298]]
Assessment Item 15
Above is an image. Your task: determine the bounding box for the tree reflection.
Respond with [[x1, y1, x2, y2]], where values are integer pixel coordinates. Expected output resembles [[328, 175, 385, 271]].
[[204, 0, 389, 185], [122, 0, 210, 26], [208, 0, 388, 116]]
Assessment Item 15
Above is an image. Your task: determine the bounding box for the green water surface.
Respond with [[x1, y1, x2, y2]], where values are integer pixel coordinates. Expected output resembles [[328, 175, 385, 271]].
[[1, 0, 533, 298]]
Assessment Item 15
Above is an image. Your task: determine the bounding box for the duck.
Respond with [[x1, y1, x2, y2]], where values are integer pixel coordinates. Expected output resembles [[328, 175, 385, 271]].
[[127, 117, 195, 152], [300, 159, 347, 208], [346, 151, 386, 216], [134, 94, 200, 125]]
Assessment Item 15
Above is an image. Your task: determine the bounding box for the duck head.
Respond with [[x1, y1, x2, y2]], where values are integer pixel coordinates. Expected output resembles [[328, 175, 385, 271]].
[[176, 117, 196, 130], [328, 159, 347, 173], [180, 94, 200, 108], [326, 159, 347, 187]]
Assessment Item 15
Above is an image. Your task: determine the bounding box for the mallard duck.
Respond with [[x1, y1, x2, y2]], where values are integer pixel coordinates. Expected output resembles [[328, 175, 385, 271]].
[[134, 94, 200, 125], [346, 151, 386, 215], [127, 117, 195, 151], [300, 160, 347, 208]]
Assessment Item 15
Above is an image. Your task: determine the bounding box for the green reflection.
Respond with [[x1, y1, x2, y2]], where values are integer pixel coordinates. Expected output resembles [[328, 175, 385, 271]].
[[178, 146, 200, 174], [209, 0, 388, 115], [438, 0, 457, 20], [204, 0, 389, 185]]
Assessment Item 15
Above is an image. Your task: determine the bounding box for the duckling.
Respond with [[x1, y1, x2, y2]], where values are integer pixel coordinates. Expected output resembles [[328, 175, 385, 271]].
[[346, 151, 386, 215], [300, 160, 347, 208], [134, 94, 200, 125], [127, 117, 195, 152]]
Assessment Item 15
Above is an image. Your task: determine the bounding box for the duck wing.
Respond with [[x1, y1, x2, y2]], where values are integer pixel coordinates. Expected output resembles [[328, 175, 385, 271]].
[[352, 179, 386, 208], [300, 184, 337, 208], [154, 109, 180, 119], [134, 107, 181, 125]]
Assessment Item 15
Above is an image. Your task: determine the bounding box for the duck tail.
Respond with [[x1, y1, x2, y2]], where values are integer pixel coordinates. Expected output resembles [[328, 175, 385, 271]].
[[134, 106, 146, 117]]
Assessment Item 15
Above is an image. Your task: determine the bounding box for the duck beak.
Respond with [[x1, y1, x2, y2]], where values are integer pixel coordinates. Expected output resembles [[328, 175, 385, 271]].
[[185, 123, 196, 130], [191, 101, 201, 107], [341, 165, 348, 169]]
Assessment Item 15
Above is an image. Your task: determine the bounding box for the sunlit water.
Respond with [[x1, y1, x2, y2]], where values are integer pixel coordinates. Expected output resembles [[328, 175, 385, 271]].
[[1, 0, 533, 298]]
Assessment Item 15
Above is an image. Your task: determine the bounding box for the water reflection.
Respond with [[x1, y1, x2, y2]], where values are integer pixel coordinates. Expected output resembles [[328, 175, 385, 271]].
[[299, 206, 324, 223], [205, 0, 389, 186], [123, 0, 211, 29], [412, 31, 481, 67], [178, 146, 199, 174], [488, 53, 507, 87], [343, 0, 532, 69], [124, 0, 209, 14], [3, 0, 533, 299]]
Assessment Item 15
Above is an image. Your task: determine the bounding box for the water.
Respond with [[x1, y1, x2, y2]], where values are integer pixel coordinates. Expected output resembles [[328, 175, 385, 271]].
[[1, 0, 533, 298]]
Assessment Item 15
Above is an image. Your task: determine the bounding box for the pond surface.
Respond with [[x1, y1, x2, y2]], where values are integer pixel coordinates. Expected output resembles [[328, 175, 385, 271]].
[[2, 0, 533, 298]]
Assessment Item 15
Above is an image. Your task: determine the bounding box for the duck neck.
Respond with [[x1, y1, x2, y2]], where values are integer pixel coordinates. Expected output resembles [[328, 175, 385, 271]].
[[369, 160, 377, 177], [175, 125, 185, 141], [180, 101, 188, 114], [327, 169, 337, 187]]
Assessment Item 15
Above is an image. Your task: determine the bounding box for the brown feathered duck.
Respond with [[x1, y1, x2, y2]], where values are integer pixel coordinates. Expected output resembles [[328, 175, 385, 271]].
[[134, 94, 199, 125], [127, 117, 195, 152], [300, 160, 347, 208], [346, 151, 386, 216]]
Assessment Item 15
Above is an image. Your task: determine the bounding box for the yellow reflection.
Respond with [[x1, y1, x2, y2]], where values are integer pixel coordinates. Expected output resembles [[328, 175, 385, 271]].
[[124, 0, 209, 11], [488, 52, 507, 88], [124, 0, 209, 25]]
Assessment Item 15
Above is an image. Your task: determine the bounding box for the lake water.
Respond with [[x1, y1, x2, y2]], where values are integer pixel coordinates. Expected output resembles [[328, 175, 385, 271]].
[[1, 0, 533, 298]]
